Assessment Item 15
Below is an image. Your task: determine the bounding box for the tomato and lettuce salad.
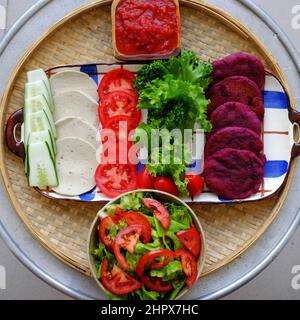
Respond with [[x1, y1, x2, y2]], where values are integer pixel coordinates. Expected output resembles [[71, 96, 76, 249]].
[[93, 192, 202, 300]]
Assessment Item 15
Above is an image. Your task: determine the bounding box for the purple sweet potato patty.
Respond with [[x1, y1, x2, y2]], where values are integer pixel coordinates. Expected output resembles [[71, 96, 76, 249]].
[[210, 102, 262, 135], [212, 52, 265, 90], [207, 76, 265, 120], [204, 127, 263, 158], [203, 148, 264, 199]]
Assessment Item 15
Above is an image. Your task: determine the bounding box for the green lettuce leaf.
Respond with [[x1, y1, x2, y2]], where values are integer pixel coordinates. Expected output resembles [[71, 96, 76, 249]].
[[119, 192, 144, 211], [167, 203, 192, 226], [167, 278, 186, 300], [134, 240, 162, 255], [150, 260, 184, 282], [125, 252, 142, 271], [137, 75, 212, 132], [135, 286, 161, 300]]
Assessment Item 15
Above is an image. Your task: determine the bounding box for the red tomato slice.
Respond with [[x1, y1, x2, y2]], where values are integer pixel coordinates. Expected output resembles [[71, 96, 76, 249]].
[[147, 250, 175, 270], [99, 216, 116, 250], [109, 208, 151, 244], [142, 198, 171, 230], [112, 207, 126, 223], [101, 259, 141, 295], [184, 173, 205, 198], [121, 211, 152, 244], [177, 227, 202, 258], [100, 141, 139, 165], [136, 250, 174, 293], [98, 91, 141, 128], [176, 249, 198, 288], [95, 164, 138, 198], [140, 276, 172, 293], [113, 225, 144, 270], [154, 176, 179, 197], [137, 166, 154, 189], [98, 68, 136, 99], [102, 115, 136, 142]]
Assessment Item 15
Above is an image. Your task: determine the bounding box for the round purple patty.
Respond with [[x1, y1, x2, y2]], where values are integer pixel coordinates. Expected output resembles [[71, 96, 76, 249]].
[[210, 102, 262, 135], [207, 76, 265, 120], [212, 52, 265, 90], [204, 127, 263, 158], [203, 148, 264, 200]]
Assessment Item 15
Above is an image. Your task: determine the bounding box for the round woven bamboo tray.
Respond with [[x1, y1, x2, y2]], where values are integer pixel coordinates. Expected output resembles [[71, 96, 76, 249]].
[[0, 0, 297, 278]]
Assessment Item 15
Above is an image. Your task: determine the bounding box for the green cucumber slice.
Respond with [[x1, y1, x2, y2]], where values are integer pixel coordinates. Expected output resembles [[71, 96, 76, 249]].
[[27, 69, 54, 108], [24, 95, 56, 139], [27, 141, 58, 188], [27, 130, 56, 158], [24, 110, 57, 146], [25, 80, 55, 113]]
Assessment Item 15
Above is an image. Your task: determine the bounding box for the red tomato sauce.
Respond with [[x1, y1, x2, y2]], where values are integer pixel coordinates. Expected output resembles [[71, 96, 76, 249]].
[[115, 0, 180, 56]]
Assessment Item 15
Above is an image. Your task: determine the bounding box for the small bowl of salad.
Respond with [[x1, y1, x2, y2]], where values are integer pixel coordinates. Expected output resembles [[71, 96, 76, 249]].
[[87, 190, 206, 300]]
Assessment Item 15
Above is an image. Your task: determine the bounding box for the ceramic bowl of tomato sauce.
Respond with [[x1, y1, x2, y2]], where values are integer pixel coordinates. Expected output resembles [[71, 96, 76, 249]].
[[87, 190, 206, 300], [112, 0, 181, 61]]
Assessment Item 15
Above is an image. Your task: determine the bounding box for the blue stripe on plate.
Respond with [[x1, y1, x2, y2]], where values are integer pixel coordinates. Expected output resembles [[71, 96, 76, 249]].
[[79, 187, 96, 201], [137, 162, 145, 174], [263, 91, 288, 109], [80, 64, 98, 85], [186, 159, 202, 175], [264, 160, 288, 178], [218, 196, 232, 202]]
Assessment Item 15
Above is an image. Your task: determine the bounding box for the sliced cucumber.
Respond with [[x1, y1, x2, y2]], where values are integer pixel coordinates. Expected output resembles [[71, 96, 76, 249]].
[[27, 141, 58, 188], [27, 130, 56, 158], [25, 80, 54, 113], [24, 95, 56, 138], [27, 69, 54, 107], [24, 110, 57, 146]]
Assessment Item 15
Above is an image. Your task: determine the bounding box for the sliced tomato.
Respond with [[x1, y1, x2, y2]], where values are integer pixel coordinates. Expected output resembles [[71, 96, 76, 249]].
[[109, 208, 151, 244], [101, 259, 141, 295], [136, 250, 175, 293], [176, 249, 198, 288], [121, 211, 152, 244], [101, 141, 138, 165], [98, 68, 136, 99], [177, 227, 202, 258], [147, 250, 175, 270], [137, 166, 154, 189], [154, 176, 179, 197], [99, 216, 116, 250], [142, 198, 171, 230], [113, 225, 144, 270], [184, 173, 204, 198], [112, 207, 126, 223], [95, 163, 138, 198], [140, 276, 172, 293], [98, 91, 141, 127], [102, 115, 136, 142]]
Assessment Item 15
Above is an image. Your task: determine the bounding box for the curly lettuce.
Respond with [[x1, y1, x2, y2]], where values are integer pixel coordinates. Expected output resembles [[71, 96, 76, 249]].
[[134, 51, 212, 91], [137, 75, 212, 132]]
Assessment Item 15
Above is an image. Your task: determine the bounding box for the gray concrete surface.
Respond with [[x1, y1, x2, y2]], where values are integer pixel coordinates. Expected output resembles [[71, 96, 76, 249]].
[[0, 0, 300, 300]]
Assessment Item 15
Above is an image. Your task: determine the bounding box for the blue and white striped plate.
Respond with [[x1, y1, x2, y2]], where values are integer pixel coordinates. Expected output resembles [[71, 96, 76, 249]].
[[40, 63, 296, 203]]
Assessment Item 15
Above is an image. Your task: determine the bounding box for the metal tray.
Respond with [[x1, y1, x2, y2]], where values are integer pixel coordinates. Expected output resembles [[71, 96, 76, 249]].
[[0, 0, 299, 301]]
